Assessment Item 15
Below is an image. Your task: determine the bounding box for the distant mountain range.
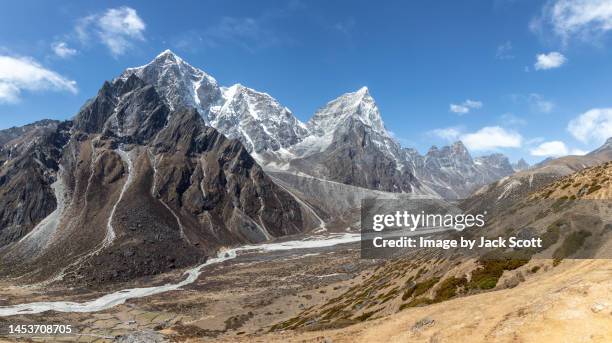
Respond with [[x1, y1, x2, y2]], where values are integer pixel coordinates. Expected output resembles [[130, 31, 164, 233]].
[[116, 50, 520, 198], [2, 50, 604, 286]]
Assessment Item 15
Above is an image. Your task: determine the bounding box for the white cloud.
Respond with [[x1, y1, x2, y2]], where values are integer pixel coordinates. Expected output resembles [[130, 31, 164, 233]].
[[77, 6, 145, 57], [530, 140, 586, 157], [570, 148, 588, 155], [449, 99, 483, 114], [567, 108, 612, 143], [0, 55, 77, 103], [0, 83, 19, 103], [534, 52, 567, 70], [530, 140, 569, 157], [460, 126, 522, 151], [51, 41, 77, 58], [535, 0, 612, 44], [450, 104, 469, 114], [430, 127, 462, 141]]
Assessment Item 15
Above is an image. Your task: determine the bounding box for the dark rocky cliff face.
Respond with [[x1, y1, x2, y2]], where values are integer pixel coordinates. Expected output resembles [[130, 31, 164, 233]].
[[0, 75, 307, 286], [149, 108, 304, 245], [290, 117, 422, 193], [0, 121, 70, 246], [73, 74, 170, 143]]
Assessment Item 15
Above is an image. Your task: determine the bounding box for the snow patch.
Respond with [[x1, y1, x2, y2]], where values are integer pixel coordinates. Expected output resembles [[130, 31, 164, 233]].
[[104, 149, 134, 247]]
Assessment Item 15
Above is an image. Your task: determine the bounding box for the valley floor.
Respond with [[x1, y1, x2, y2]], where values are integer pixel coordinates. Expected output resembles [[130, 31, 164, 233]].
[[0, 237, 610, 342], [0, 234, 380, 342]]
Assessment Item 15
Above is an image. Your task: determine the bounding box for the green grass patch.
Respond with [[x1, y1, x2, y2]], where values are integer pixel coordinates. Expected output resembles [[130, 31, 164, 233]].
[[587, 184, 602, 194], [468, 258, 528, 290], [399, 297, 435, 310], [413, 277, 440, 297], [354, 309, 380, 322], [402, 276, 440, 301], [434, 277, 467, 302]]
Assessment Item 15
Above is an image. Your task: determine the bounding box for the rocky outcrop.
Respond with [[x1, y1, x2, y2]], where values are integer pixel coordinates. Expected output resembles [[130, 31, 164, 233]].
[[73, 74, 170, 143], [0, 120, 70, 247]]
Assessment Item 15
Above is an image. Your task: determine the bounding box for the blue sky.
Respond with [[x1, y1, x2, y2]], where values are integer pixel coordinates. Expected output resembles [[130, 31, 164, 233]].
[[2, 0, 612, 163]]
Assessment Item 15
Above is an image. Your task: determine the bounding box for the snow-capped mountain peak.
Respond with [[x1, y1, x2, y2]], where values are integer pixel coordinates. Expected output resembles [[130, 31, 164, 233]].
[[117, 50, 308, 154], [285, 86, 407, 174], [119, 49, 221, 120], [210, 83, 308, 153], [307, 86, 387, 138], [217, 84, 295, 123], [116, 52, 398, 160], [156, 48, 181, 60]]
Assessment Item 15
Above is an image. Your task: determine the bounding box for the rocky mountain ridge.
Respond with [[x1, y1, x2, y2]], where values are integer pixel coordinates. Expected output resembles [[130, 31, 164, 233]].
[[403, 142, 515, 199], [462, 137, 612, 215], [121, 50, 516, 198]]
